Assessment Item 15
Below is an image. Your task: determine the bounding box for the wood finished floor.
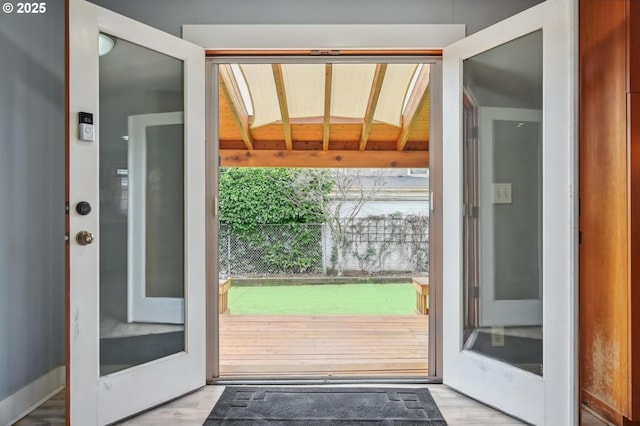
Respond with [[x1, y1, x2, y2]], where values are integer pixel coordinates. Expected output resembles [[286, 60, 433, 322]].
[[219, 314, 429, 377], [15, 385, 526, 425], [14, 390, 65, 425], [117, 385, 528, 425], [14, 386, 612, 425]]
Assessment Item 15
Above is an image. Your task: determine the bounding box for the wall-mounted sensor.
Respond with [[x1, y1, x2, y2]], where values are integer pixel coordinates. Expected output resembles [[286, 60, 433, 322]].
[[79, 112, 95, 142]]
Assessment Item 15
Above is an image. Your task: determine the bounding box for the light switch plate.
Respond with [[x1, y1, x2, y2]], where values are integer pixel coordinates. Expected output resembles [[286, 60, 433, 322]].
[[491, 326, 505, 347], [492, 183, 512, 204]]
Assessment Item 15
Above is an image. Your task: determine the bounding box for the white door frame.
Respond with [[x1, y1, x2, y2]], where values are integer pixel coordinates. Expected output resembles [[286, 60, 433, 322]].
[[442, 0, 577, 424], [183, 24, 466, 51], [68, 1, 206, 424], [190, 24, 465, 383]]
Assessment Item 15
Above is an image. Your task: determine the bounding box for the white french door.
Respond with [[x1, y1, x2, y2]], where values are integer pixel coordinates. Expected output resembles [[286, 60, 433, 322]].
[[442, 0, 576, 425], [68, 0, 206, 424]]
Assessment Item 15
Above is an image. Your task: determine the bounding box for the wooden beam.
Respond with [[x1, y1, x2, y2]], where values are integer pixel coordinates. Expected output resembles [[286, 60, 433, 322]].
[[219, 139, 426, 151], [272, 64, 293, 150], [219, 64, 254, 150], [323, 64, 333, 150], [397, 65, 431, 151], [360, 64, 388, 151], [220, 149, 428, 168]]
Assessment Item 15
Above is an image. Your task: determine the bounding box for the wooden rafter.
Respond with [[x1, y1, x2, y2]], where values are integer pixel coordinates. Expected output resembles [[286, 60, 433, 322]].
[[219, 65, 254, 150], [323, 64, 333, 150], [359, 64, 388, 151], [220, 149, 428, 168], [271, 64, 293, 150], [397, 65, 431, 151]]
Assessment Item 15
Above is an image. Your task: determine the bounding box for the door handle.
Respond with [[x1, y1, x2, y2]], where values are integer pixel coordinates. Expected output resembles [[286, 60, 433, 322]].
[[76, 231, 95, 246]]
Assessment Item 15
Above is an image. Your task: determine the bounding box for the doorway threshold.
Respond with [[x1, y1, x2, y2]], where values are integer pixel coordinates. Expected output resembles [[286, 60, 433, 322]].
[[210, 375, 442, 386]]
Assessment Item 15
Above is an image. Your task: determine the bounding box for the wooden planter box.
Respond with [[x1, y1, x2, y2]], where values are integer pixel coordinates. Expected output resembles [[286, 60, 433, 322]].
[[412, 277, 429, 315], [219, 278, 231, 314]]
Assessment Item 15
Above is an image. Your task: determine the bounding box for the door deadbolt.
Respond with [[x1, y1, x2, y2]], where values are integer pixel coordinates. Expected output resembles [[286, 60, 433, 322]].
[[76, 201, 91, 215], [76, 231, 95, 246]]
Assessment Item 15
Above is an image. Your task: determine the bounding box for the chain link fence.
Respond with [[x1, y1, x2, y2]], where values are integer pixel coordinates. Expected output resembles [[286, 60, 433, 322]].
[[219, 224, 324, 276], [219, 215, 429, 277]]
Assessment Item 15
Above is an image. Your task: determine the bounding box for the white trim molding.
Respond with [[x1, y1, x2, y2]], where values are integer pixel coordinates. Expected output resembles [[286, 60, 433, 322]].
[[0, 366, 65, 426], [183, 24, 465, 50]]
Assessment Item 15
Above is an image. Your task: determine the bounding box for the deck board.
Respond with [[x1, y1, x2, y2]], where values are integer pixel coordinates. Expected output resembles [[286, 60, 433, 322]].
[[219, 314, 429, 377]]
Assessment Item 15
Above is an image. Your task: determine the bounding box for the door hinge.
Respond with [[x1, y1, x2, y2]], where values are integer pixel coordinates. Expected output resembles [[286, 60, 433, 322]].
[[64, 233, 70, 243], [579, 231, 583, 245], [465, 205, 478, 218], [578, 198, 581, 216], [65, 201, 70, 214], [472, 286, 480, 298]]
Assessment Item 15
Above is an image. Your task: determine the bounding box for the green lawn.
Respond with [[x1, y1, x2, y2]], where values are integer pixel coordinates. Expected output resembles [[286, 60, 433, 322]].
[[228, 283, 415, 315]]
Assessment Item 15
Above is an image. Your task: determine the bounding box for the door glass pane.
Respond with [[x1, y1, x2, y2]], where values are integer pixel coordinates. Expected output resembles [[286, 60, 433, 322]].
[[99, 33, 185, 375], [145, 124, 184, 298], [462, 30, 543, 376]]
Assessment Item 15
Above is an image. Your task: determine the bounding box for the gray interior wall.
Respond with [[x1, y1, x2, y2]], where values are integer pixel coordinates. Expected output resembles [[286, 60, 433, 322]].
[[89, 0, 543, 36], [0, 4, 65, 400]]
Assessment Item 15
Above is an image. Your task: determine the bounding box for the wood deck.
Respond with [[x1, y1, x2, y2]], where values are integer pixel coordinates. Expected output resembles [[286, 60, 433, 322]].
[[219, 314, 429, 377]]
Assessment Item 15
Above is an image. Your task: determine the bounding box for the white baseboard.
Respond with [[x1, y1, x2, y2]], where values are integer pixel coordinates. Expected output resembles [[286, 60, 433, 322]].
[[0, 366, 65, 426]]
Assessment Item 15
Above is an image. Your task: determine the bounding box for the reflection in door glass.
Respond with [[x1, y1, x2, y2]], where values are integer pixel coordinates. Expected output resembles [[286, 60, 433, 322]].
[[462, 30, 543, 376], [99, 33, 185, 376]]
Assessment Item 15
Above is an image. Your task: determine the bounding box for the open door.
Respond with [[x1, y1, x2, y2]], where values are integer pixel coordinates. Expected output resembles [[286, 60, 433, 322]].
[[442, 0, 576, 424], [68, 0, 206, 424]]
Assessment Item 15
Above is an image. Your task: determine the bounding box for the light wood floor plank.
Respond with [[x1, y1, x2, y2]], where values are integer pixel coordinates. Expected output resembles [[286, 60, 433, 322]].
[[118, 385, 525, 426], [15, 384, 531, 425]]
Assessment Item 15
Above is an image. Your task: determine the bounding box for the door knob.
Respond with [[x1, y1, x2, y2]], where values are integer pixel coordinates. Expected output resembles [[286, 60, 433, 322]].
[[76, 231, 95, 246]]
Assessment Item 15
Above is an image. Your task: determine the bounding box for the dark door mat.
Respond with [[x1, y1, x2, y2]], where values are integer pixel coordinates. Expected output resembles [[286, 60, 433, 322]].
[[204, 386, 447, 425]]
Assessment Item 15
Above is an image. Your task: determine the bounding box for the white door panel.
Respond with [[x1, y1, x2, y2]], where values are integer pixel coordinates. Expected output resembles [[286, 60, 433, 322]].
[[442, 0, 576, 424], [68, 0, 206, 424]]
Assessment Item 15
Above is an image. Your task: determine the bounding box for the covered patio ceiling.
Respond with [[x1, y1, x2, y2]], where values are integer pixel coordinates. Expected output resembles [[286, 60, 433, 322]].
[[218, 62, 430, 168]]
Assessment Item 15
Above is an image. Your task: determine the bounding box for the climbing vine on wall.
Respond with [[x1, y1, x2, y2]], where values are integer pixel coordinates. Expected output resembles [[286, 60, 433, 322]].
[[330, 213, 429, 275]]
